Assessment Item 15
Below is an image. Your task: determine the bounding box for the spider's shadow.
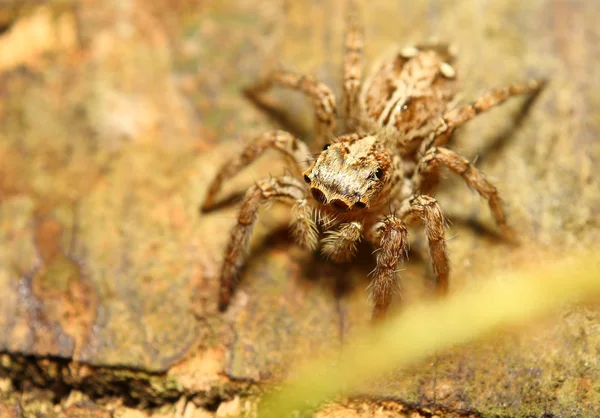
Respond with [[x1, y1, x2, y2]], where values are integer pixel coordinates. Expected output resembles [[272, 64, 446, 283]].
[[243, 87, 311, 140], [200, 194, 244, 214], [242, 224, 426, 303], [241, 225, 371, 301], [445, 215, 512, 245]]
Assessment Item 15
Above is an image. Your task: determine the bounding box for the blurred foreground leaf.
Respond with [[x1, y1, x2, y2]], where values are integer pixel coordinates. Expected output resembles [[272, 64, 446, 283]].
[[260, 252, 600, 416]]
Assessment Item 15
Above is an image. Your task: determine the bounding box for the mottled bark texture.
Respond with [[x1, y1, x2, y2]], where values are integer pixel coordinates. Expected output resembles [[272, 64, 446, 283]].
[[0, 0, 599, 416]]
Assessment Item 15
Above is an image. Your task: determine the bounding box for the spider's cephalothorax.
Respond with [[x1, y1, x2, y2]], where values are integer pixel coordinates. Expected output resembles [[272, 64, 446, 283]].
[[304, 135, 395, 216], [201, 4, 545, 321]]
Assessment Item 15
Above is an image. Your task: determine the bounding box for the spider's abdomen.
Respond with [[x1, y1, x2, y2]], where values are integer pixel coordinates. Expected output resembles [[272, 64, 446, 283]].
[[360, 45, 460, 156]]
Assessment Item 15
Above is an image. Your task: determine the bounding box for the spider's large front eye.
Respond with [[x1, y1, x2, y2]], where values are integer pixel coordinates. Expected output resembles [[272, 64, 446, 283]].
[[375, 168, 384, 179], [311, 188, 327, 204]]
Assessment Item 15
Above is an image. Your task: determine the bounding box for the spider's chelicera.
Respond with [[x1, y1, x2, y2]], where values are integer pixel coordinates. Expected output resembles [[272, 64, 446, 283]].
[[201, 5, 545, 321]]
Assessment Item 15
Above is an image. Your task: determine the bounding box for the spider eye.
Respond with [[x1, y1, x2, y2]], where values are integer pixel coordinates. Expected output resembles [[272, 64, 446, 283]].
[[303, 174, 311, 184], [355, 201, 367, 209], [311, 188, 327, 204], [322, 144, 330, 151], [375, 168, 384, 179]]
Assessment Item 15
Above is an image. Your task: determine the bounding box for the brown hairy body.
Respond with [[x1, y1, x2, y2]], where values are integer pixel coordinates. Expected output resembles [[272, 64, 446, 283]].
[[201, 4, 545, 321]]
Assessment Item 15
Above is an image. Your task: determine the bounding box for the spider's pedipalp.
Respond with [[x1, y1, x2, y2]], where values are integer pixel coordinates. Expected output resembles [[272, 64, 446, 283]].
[[291, 199, 319, 251], [321, 221, 363, 262]]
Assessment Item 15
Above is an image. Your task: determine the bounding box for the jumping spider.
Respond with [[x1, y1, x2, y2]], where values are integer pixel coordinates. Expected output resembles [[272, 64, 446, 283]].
[[201, 8, 545, 321]]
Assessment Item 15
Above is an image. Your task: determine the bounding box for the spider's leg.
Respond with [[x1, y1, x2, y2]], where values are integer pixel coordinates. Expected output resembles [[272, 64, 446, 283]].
[[218, 176, 306, 311], [245, 71, 337, 151], [201, 130, 311, 212], [400, 195, 450, 297], [321, 221, 363, 262], [436, 78, 546, 143], [413, 146, 516, 241], [342, 0, 363, 132], [365, 216, 409, 321], [413, 78, 546, 203]]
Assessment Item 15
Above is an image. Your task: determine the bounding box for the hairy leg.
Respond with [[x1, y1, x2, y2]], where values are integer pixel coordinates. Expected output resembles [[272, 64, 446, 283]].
[[218, 176, 306, 311], [399, 195, 449, 297], [414, 146, 515, 241], [342, 0, 363, 132], [246, 71, 337, 150], [201, 130, 311, 212], [413, 78, 545, 211], [321, 221, 363, 262], [365, 216, 409, 321], [432, 78, 546, 147]]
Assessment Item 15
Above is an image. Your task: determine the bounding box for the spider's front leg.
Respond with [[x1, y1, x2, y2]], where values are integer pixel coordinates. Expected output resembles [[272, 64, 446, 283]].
[[413, 146, 516, 241], [400, 195, 450, 296], [365, 216, 409, 321], [218, 176, 311, 311], [245, 71, 337, 151], [201, 130, 310, 212]]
